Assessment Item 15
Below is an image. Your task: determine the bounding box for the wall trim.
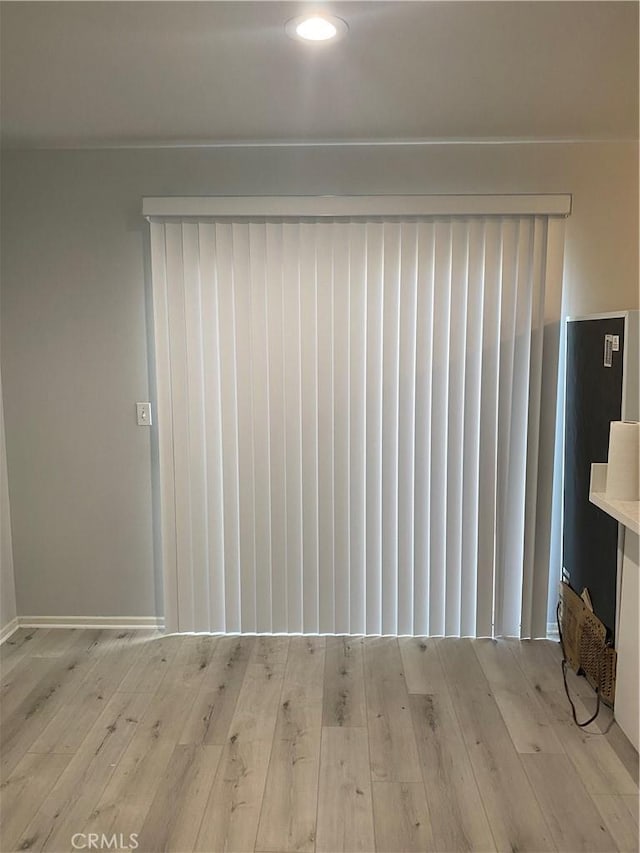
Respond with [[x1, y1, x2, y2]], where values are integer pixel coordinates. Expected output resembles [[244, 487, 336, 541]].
[[0, 617, 20, 644], [7, 137, 638, 152], [10, 615, 165, 633]]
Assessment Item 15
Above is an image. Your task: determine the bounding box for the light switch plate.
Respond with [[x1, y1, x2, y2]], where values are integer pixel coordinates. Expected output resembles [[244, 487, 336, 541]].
[[136, 402, 152, 426], [604, 335, 614, 367]]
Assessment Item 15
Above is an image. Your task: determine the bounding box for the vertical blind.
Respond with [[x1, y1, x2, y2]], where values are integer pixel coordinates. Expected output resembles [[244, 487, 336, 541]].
[[149, 209, 565, 637]]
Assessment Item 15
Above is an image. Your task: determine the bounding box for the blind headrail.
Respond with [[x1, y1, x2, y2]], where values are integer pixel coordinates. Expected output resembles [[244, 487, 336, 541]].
[[143, 193, 572, 220]]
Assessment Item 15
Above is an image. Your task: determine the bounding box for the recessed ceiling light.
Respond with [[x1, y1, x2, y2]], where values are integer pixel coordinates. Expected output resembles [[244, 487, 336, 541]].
[[286, 14, 348, 43]]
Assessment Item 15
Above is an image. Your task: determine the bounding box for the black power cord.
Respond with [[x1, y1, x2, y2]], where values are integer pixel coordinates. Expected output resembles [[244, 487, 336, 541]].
[[556, 599, 602, 728]]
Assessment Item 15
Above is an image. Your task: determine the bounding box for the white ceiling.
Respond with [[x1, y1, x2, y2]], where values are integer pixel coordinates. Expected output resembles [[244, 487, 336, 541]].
[[1, 1, 637, 148]]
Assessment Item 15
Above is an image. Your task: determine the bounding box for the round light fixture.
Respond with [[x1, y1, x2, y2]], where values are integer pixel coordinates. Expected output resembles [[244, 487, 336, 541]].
[[286, 14, 348, 43]]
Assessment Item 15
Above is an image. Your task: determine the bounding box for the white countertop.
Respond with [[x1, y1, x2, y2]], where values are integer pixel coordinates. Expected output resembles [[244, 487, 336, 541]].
[[589, 463, 640, 535]]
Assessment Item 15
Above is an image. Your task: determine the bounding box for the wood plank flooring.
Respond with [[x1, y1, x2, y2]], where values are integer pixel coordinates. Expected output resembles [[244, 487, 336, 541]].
[[1, 630, 637, 852]]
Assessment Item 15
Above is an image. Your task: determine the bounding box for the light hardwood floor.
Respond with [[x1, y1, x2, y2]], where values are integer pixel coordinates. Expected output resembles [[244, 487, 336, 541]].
[[0, 629, 638, 853]]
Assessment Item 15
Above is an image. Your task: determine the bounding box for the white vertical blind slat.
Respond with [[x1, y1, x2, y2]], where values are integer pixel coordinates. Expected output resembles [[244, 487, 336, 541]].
[[150, 211, 565, 639], [332, 223, 351, 634], [476, 220, 502, 637], [181, 222, 210, 633], [397, 222, 418, 635], [282, 223, 304, 633], [232, 223, 257, 631], [214, 223, 242, 632], [165, 222, 195, 631], [348, 223, 367, 634], [316, 224, 335, 633], [248, 223, 273, 633], [460, 220, 485, 637], [521, 216, 547, 639], [265, 222, 287, 632], [365, 222, 384, 634], [500, 219, 533, 637], [381, 222, 401, 634], [530, 216, 566, 639], [197, 223, 226, 632], [429, 221, 452, 636], [495, 219, 519, 636], [413, 223, 435, 635], [445, 220, 469, 637], [299, 222, 320, 633]]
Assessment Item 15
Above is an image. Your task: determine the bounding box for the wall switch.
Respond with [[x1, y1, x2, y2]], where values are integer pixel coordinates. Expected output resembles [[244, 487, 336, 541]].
[[611, 335, 620, 351], [136, 402, 152, 426]]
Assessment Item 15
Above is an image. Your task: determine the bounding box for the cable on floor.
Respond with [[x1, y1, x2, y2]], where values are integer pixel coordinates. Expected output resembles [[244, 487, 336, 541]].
[[556, 599, 603, 728]]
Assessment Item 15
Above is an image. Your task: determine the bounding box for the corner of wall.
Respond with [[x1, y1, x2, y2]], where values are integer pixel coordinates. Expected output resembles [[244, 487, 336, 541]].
[[0, 363, 18, 636]]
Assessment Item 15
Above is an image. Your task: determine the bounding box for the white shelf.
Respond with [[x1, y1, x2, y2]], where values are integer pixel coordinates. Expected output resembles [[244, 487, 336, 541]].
[[589, 463, 640, 535]]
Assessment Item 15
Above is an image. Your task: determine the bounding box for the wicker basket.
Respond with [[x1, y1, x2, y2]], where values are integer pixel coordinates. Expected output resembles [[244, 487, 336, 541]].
[[559, 582, 617, 707]]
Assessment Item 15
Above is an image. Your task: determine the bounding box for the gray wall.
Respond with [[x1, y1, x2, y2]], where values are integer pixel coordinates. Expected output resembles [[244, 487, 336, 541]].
[[1, 141, 638, 618]]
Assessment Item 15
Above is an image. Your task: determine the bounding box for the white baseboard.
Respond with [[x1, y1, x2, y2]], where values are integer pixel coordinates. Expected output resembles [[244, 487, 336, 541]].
[[7, 615, 165, 634], [0, 617, 20, 644]]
